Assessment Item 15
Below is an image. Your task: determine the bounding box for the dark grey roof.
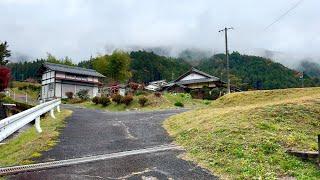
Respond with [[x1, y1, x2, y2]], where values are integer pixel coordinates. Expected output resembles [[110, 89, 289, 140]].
[[174, 67, 220, 82], [177, 78, 220, 85], [44, 62, 105, 78]]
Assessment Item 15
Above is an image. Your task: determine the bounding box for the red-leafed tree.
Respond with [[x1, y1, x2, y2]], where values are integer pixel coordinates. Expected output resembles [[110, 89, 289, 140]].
[[0, 67, 10, 91], [0, 41, 11, 91]]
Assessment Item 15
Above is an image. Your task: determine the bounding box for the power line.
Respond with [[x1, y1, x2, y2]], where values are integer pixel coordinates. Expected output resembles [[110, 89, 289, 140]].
[[264, 0, 305, 30]]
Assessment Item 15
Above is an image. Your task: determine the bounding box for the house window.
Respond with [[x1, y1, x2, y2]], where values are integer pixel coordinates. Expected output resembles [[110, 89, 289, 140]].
[[48, 83, 54, 90]]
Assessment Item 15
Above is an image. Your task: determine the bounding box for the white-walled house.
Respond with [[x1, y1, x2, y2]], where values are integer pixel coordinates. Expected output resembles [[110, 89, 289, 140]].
[[39, 62, 105, 101], [164, 68, 225, 93]]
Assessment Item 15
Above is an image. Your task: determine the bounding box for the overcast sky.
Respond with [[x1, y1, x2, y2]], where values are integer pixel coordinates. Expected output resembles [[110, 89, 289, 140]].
[[0, 0, 319, 64]]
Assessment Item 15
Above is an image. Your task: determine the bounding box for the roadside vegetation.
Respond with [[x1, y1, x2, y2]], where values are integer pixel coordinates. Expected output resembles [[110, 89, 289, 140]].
[[0, 109, 72, 167], [164, 87, 320, 179], [7, 81, 41, 105], [63, 92, 211, 111]]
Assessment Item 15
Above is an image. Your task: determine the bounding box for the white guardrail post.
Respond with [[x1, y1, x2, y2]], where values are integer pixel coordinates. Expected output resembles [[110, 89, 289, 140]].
[[0, 99, 61, 142]]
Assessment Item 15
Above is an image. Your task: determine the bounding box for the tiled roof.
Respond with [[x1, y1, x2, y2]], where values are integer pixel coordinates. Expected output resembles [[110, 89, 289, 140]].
[[177, 78, 220, 85], [44, 62, 105, 78], [174, 67, 220, 82]]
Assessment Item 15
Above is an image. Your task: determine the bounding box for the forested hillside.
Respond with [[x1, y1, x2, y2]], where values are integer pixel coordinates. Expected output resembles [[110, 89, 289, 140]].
[[78, 51, 191, 83], [7, 59, 44, 81], [130, 51, 190, 82], [197, 52, 319, 90], [6, 50, 320, 90]]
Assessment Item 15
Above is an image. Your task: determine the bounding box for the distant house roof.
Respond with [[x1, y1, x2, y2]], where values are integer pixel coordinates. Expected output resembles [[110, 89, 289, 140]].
[[42, 62, 105, 78], [174, 67, 220, 82], [177, 78, 220, 85]]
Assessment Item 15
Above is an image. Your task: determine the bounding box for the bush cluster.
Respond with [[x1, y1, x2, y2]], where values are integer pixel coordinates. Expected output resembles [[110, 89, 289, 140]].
[[99, 97, 111, 106], [121, 95, 133, 106], [138, 96, 148, 107], [92, 96, 100, 104], [77, 89, 89, 100], [91, 96, 111, 106], [65, 92, 74, 99], [112, 94, 122, 104]]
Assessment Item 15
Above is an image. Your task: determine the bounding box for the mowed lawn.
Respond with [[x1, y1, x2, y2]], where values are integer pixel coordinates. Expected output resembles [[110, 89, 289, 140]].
[[164, 87, 320, 179]]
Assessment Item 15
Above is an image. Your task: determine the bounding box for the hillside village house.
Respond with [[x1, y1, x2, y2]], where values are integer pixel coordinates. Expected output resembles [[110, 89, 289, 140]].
[[39, 62, 105, 101], [164, 68, 226, 97]]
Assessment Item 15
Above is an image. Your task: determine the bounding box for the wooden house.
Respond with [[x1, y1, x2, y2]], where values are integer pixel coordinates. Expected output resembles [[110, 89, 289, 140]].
[[164, 68, 225, 96], [39, 62, 105, 101]]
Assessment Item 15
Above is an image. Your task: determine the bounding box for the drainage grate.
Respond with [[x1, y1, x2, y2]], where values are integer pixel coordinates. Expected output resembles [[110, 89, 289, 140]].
[[0, 144, 181, 176]]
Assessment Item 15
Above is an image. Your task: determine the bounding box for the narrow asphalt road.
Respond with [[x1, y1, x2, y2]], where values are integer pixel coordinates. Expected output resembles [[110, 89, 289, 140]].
[[10, 106, 217, 180]]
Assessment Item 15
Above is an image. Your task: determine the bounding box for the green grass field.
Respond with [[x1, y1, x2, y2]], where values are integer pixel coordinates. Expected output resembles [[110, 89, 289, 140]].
[[0, 110, 72, 167], [164, 87, 320, 179], [72, 93, 211, 111]]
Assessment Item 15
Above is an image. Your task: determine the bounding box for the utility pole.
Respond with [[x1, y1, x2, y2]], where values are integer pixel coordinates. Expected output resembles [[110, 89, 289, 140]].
[[219, 27, 233, 94], [300, 71, 304, 88]]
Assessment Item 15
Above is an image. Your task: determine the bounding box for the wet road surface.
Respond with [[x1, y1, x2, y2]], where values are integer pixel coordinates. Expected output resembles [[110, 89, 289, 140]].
[[9, 106, 217, 179]]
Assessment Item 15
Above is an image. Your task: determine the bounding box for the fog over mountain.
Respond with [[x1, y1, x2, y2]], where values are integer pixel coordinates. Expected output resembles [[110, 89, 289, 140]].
[[1, 0, 319, 66]]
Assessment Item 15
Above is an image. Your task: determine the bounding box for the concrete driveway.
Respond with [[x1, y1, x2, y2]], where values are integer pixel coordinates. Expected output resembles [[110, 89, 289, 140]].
[[10, 106, 216, 179]]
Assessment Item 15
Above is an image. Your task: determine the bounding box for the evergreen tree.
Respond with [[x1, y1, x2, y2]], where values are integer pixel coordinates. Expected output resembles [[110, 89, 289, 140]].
[[0, 41, 11, 66]]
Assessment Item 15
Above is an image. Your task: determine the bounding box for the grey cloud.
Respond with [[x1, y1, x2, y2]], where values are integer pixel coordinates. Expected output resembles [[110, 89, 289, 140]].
[[0, 0, 319, 66]]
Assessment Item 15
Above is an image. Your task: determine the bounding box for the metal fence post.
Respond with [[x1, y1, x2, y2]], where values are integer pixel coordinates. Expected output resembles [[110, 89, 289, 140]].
[[35, 116, 42, 133]]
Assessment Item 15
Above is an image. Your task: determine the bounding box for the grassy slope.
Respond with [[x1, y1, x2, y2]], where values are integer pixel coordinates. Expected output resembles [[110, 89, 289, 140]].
[[77, 93, 211, 111], [0, 110, 72, 167], [164, 88, 320, 179]]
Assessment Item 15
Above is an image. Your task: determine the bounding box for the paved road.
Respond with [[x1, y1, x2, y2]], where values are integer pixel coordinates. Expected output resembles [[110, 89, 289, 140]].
[[10, 106, 217, 179]]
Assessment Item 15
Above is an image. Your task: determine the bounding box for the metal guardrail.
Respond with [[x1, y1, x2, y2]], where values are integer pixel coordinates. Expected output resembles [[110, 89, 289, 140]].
[[0, 99, 61, 142]]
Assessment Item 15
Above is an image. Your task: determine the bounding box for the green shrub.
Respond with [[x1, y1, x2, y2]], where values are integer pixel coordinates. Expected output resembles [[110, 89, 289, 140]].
[[77, 89, 89, 100], [121, 95, 133, 106], [18, 84, 41, 92], [92, 96, 100, 104], [112, 94, 122, 104], [138, 96, 148, 107], [174, 101, 184, 107], [0, 93, 6, 100], [65, 92, 74, 99], [99, 96, 111, 106]]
